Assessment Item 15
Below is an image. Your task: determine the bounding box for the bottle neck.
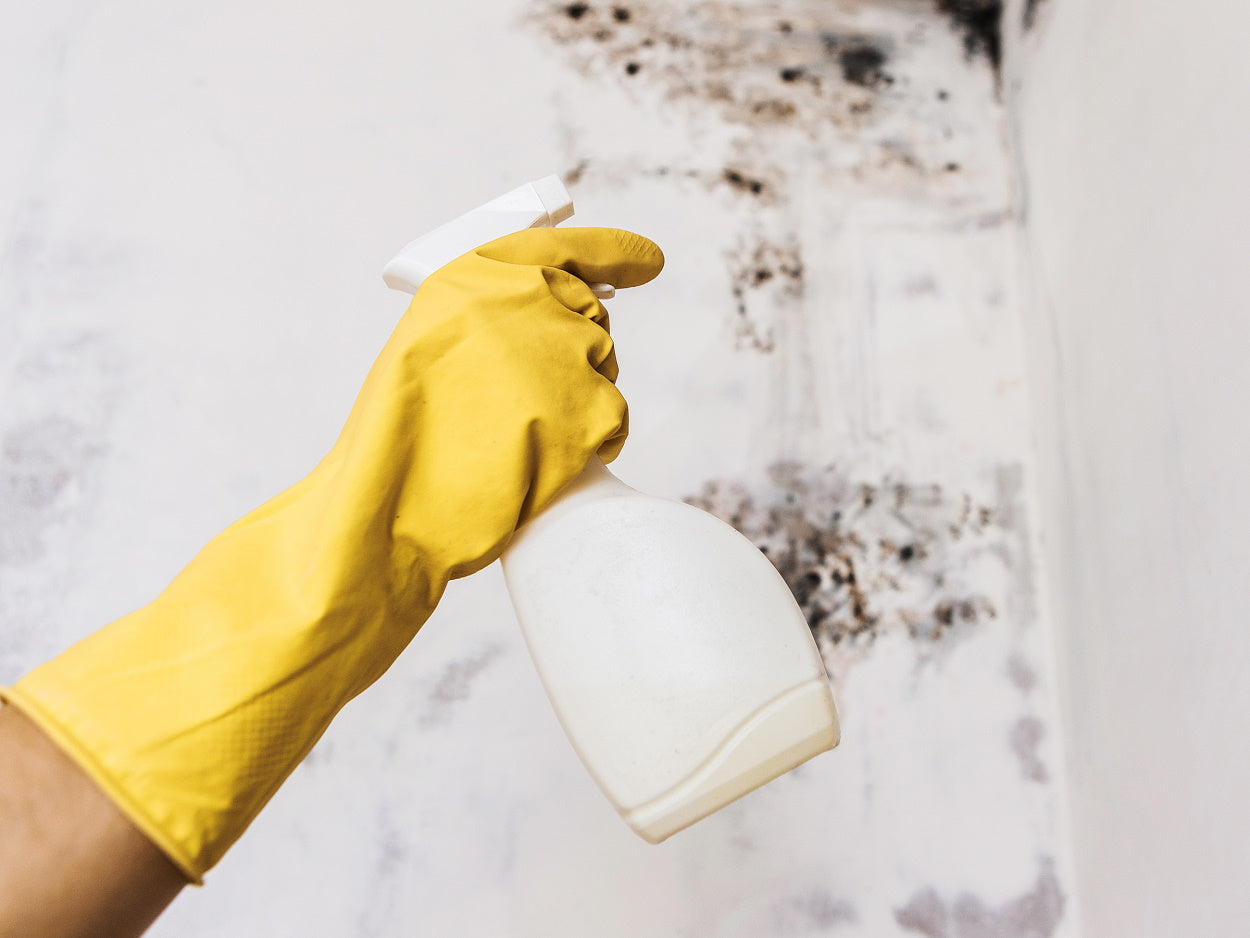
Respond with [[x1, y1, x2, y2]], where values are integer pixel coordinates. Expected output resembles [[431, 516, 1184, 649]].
[[549, 456, 635, 511], [512, 456, 635, 543]]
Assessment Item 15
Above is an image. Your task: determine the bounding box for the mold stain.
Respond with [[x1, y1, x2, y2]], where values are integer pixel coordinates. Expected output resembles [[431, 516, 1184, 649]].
[[532, 2, 914, 136], [686, 461, 1009, 680], [895, 858, 1064, 938], [725, 235, 803, 352], [530, 0, 1009, 264]]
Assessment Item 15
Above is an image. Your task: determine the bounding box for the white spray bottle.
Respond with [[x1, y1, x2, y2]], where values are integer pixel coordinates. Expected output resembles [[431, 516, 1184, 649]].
[[383, 176, 839, 842]]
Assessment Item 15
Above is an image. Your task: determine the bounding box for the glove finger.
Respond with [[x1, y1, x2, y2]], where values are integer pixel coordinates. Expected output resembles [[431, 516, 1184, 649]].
[[474, 227, 665, 290]]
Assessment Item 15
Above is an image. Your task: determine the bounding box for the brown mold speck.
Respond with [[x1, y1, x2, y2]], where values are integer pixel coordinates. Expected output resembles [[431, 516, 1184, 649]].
[[564, 2, 589, 19], [723, 167, 767, 196]]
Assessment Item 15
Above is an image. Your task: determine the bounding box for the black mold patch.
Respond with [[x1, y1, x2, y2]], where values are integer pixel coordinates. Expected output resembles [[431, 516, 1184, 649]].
[[837, 43, 892, 88], [933, 0, 1003, 76], [686, 461, 1006, 677], [895, 858, 1064, 938], [769, 888, 858, 933]]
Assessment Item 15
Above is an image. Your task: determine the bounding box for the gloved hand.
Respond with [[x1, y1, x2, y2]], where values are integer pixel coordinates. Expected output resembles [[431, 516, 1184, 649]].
[[0, 226, 665, 882]]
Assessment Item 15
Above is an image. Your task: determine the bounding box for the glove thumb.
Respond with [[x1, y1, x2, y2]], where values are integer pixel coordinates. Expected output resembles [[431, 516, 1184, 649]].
[[474, 227, 665, 291]]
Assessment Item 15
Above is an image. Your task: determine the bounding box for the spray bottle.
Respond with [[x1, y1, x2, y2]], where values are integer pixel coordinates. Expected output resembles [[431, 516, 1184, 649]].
[[383, 176, 839, 842]]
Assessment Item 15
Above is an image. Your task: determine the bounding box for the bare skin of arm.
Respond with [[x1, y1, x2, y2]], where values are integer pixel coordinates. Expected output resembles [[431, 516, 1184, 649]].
[[0, 705, 187, 938]]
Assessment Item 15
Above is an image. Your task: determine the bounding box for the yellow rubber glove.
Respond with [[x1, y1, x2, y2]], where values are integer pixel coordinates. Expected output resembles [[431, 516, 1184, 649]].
[[0, 227, 664, 883]]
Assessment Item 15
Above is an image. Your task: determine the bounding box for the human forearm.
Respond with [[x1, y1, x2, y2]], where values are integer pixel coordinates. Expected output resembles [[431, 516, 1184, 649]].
[[0, 705, 186, 938]]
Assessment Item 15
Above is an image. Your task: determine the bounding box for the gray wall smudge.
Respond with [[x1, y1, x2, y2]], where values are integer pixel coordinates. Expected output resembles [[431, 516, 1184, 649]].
[[420, 645, 503, 728], [0, 416, 101, 563], [769, 887, 858, 934], [895, 858, 1064, 938], [0, 335, 119, 563], [0, 333, 121, 672], [1009, 715, 1048, 782]]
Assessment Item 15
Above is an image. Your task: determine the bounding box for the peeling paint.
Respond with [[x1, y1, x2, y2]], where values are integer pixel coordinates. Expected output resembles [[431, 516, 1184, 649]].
[[686, 461, 1015, 680], [895, 858, 1065, 937], [1007, 654, 1037, 693]]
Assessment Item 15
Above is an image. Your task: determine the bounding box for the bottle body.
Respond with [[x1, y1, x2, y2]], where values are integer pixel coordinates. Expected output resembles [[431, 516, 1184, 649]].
[[385, 177, 839, 841], [501, 459, 839, 842]]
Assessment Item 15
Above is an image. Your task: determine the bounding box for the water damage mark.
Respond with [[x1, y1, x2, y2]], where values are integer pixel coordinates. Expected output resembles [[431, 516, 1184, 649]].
[[420, 645, 503, 728], [895, 857, 1064, 938], [686, 461, 1010, 679]]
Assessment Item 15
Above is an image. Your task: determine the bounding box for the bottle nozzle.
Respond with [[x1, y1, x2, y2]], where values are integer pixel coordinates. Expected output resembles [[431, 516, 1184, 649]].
[[383, 175, 614, 300]]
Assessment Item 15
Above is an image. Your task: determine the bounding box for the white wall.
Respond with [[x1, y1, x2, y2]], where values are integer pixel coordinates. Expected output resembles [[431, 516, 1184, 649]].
[[2, 1, 1076, 935], [1008, 1, 1250, 934]]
